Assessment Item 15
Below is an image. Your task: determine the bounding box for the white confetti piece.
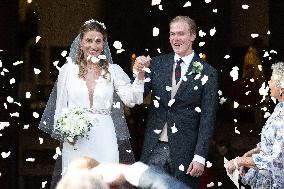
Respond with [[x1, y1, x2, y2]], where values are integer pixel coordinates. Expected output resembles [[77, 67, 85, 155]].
[[263, 51, 269, 57], [126, 150, 132, 153], [234, 101, 239, 108], [251, 33, 259, 38], [10, 78, 15, 84], [61, 50, 67, 57], [157, 48, 161, 53], [4, 103, 7, 109], [205, 0, 211, 3], [166, 86, 172, 91], [210, 27, 216, 36], [194, 74, 201, 80], [168, 99, 175, 107], [242, 4, 249, 9], [171, 124, 178, 133], [195, 107, 201, 113], [218, 90, 223, 96], [153, 27, 159, 37], [264, 112, 271, 118], [207, 182, 214, 187], [10, 112, 19, 117], [199, 30, 206, 37], [7, 96, 14, 103], [245, 91, 251, 95], [183, 1, 191, 7], [224, 55, 230, 59], [153, 129, 162, 134], [218, 182, 222, 186], [1, 151, 11, 158], [14, 102, 21, 106], [0, 60, 2, 67], [261, 107, 268, 111], [234, 119, 238, 123], [113, 41, 122, 49], [151, 0, 161, 6], [0, 122, 10, 130], [270, 50, 277, 54], [219, 97, 227, 105], [13, 61, 23, 66], [34, 68, 41, 75], [235, 127, 240, 134], [39, 137, 43, 144], [26, 158, 35, 162], [33, 112, 39, 118], [182, 75, 188, 81], [206, 161, 212, 168], [56, 147, 62, 156], [153, 100, 159, 108], [113, 102, 121, 109], [116, 49, 125, 54], [42, 181, 47, 188], [179, 164, 185, 171], [194, 86, 198, 90], [158, 5, 163, 10], [26, 92, 31, 98], [23, 124, 29, 129], [201, 75, 208, 85], [144, 77, 151, 82], [199, 42, 205, 47], [35, 36, 41, 43], [230, 66, 239, 81], [250, 78, 255, 82], [259, 82, 269, 102], [267, 30, 271, 35], [213, 9, 218, 13]]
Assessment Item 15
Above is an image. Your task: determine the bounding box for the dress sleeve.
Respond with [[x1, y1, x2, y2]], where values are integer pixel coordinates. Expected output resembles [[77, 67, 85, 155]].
[[252, 120, 284, 171], [111, 64, 144, 107]]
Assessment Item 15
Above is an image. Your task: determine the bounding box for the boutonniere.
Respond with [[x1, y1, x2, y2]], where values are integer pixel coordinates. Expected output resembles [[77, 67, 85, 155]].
[[192, 61, 203, 74]]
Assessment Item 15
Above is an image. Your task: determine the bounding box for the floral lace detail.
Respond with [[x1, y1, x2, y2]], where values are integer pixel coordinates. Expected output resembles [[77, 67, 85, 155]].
[[87, 108, 111, 115]]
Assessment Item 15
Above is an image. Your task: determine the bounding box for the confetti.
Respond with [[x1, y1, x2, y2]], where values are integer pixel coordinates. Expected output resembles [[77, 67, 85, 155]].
[[182, 76, 188, 81], [4, 103, 7, 109], [42, 181, 47, 188], [270, 50, 277, 54], [33, 112, 39, 118], [201, 75, 208, 85], [205, 0, 211, 3], [13, 61, 23, 66], [168, 99, 175, 107], [26, 158, 35, 162], [126, 150, 132, 153], [36, 36, 41, 43], [157, 48, 161, 53], [34, 68, 41, 75], [213, 9, 218, 13], [26, 92, 31, 98], [199, 30, 206, 37], [261, 107, 268, 111], [113, 41, 122, 49], [7, 96, 14, 103], [234, 119, 238, 123], [218, 182, 222, 186], [153, 27, 159, 37], [116, 49, 125, 54], [158, 5, 163, 10], [251, 33, 259, 38], [195, 107, 201, 113], [10, 112, 19, 117], [230, 66, 239, 81], [23, 124, 29, 129], [56, 147, 62, 155], [207, 182, 214, 187], [39, 137, 43, 144], [194, 86, 198, 90], [199, 42, 205, 47], [183, 1, 191, 7], [0, 122, 10, 130], [267, 30, 271, 35], [263, 51, 269, 57], [242, 4, 249, 9], [155, 96, 160, 100], [206, 161, 212, 168], [151, 0, 161, 6], [179, 164, 184, 171], [61, 50, 67, 57], [245, 91, 251, 95], [219, 97, 227, 105], [113, 102, 121, 109], [144, 77, 151, 82], [14, 102, 21, 106], [10, 78, 16, 84], [235, 127, 240, 134], [166, 86, 172, 91], [153, 129, 162, 134], [259, 82, 269, 102], [194, 74, 201, 80], [171, 124, 178, 133], [234, 101, 239, 108], [224, 55, 230, 59], [218, 90, 223, 96], [1, 151, 11, 158], [250, 78, 255, 82], [153, 100, 159, 108], [0, 60, 2, 67], [264, 112, 271, 118], [210, 27, 216, 36]]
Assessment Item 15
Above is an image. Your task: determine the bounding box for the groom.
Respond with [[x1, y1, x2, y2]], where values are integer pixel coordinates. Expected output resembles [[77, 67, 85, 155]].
[[134, 16, 218, 188]]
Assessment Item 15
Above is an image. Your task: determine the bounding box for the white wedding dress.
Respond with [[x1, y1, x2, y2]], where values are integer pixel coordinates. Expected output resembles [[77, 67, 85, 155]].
[[54, 62, 144, 171]]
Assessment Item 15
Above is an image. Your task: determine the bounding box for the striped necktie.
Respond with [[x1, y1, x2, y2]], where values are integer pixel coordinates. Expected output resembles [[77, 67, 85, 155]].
[[175, 58, 183, 84]]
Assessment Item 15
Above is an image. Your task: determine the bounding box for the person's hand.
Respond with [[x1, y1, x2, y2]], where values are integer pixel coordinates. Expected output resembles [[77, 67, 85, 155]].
[[133, 55, 151, 73], [186, 161, 204, 177], [226, 159, 237, 175], [90, 163, 127, 186]]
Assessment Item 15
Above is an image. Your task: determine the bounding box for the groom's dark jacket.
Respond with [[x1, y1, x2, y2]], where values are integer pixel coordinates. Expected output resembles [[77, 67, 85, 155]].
[[140, 52, 218, 186]]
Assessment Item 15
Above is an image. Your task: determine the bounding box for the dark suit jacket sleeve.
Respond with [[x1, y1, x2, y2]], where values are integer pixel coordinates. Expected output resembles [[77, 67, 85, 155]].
[[194, 68, 218, 158], [138, 166, 191, 189]]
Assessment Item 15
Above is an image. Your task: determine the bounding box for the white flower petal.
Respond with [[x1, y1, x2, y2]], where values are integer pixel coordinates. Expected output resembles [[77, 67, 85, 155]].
[[116, 49, 125, 54], [10, 112, 19, 117], [219, 97, 227, 105], [199, 30, 206, 37], [201, 75, 208, 85]]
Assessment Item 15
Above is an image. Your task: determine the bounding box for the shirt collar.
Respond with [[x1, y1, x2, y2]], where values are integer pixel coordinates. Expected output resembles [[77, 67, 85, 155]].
[[174, 51, 195, 66]]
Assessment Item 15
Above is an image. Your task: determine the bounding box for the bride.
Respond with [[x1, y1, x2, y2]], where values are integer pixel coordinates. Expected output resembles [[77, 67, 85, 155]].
[[41, 19, 147, 174]]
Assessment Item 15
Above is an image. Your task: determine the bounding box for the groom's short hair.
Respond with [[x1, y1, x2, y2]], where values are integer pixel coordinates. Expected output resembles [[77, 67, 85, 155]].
[[170, 16, 197, 35]]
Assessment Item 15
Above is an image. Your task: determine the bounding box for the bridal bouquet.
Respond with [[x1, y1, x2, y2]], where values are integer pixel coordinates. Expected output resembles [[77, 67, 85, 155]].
[[56, 107, 92, 143]]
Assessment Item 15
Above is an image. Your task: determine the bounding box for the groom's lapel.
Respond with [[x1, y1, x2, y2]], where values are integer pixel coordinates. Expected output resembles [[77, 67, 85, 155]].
[[174, 54, 200, 99]]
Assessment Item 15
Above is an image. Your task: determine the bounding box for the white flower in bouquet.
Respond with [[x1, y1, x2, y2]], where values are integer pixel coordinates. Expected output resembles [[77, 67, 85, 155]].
[[56, 107, 92, 143]]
